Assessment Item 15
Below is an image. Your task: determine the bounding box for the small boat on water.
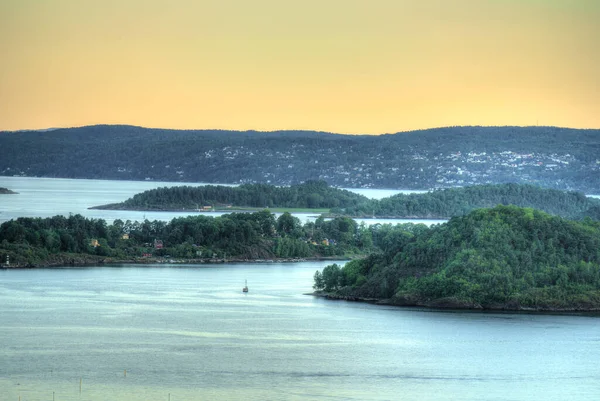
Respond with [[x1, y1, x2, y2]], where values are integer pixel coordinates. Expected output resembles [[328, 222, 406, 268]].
[[242, 279, 248, 293]]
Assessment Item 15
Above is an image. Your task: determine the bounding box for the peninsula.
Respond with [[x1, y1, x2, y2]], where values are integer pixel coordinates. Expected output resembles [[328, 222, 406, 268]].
[[0, 187, 17, 194], [314, 205, 600, 311], [0, 210, 371, 268]]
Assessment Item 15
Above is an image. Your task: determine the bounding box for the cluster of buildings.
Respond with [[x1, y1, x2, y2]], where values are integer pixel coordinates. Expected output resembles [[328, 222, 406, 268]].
[[109, 144, 596, 192]]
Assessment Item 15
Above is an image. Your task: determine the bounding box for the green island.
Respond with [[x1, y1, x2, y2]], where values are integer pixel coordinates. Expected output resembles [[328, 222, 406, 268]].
[[92, 181, 600, 220], [0, 187, 18, 194], [91, 180, 367, 212], [0, 211, 376, 267], [313, 205, 600, 311]]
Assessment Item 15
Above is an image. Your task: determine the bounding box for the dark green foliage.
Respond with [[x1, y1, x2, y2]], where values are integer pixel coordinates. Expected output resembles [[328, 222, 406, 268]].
[[0, 210, 365, 265], [97, 182, 600, 222], [345, 183, 600, 219], [318, 206, 600, 310], [582, 205, 600, 220], [96, 181, 368, 210], [320, 264, 343, 291], [276, 212, 300, 236], [313, 270, 325, 290], [274, 237, 312, 258]]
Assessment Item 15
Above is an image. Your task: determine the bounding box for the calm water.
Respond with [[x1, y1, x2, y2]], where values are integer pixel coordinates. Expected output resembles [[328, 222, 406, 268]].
[[1, 264, 599, 401], [0, 177, 444, 226], [0, 177, 235, 224], [1, 178, 600, 400]]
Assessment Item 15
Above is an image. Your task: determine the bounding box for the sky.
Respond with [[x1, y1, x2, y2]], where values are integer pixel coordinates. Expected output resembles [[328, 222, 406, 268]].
[[0, 0, 598, 134]]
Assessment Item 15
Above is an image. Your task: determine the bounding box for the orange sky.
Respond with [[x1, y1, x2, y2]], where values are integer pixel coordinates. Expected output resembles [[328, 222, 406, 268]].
[[0, 0, 598, 133]]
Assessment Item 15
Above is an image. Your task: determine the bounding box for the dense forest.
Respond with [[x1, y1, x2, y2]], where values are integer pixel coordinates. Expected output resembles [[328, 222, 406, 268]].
[[0, 211, 381, 267], [95, 182, 600, 220], [93, 181, 368, 210], [347, 183, 600, 219], [314, 206, 600, 311], [1, 125, 599, 192]]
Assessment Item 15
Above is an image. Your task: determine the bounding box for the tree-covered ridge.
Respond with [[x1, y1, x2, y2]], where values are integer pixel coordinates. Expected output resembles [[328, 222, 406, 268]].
[[1, 125, 599, 192], [315, 206, 600, 311], [0, 211, 375, 267], [95, 182, 600, 221], [94, 180, 368, 210], [345, 183, 600, 219]]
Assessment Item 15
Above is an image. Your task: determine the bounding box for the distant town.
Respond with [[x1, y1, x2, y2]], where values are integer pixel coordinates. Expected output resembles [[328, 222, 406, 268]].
[[1, 125, 598, 192]]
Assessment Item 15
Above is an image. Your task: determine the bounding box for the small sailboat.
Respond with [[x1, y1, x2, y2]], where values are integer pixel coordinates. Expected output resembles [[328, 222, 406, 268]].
[[242, 279, 249, 293]]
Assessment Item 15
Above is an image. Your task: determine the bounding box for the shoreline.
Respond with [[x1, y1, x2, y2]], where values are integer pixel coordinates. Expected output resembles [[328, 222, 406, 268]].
[[89, 205, 448, 220], [89, 205, 328, 215], [309, 291, 600, 314], [1, 256, 350, 269], [0, 175, 427, 191]]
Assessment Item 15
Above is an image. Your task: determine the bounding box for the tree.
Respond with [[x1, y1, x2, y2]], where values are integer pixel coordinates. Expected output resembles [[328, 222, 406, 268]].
[[313, 270, 325, 290], [321, 263, 342, 291], [276, 212, 299, 236]]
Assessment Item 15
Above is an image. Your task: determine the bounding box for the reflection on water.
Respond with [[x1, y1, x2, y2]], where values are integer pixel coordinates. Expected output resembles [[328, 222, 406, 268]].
[[1, 263, 599, 400]]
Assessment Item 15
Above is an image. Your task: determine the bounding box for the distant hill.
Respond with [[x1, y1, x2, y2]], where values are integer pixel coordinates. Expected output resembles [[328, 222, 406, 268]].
[[1, 125, 599, 192], [317, 206, 600, 311]]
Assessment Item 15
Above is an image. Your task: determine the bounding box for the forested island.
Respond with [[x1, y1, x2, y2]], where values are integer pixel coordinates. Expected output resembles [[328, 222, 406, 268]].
[[1, 125, 599, 192], [313, 206, 600, 311], [0, 211, 377, 267], [92, 180, 368, 211], [93, 182, 600, 220], [0, 187, 17, 194]]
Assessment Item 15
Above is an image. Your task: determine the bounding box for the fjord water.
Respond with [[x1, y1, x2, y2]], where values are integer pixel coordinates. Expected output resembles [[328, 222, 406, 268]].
[[0, 176, 235, 224], [1, 177, 599, 400], [1, 263, 599, 401], [0, 176, 445, 226]]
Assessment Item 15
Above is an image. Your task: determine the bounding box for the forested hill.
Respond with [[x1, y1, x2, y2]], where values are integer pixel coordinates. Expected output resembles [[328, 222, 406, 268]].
[[315, 206, 600, 311], [347, 183, 600, 220], [92, 182, 600, 221], [1, 125, 599, 192]]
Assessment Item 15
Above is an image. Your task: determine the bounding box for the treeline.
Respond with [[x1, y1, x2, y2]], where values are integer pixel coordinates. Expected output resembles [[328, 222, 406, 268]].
[[0, 211, 381, 266], [345, 183, 600, 219], [94, 180, 368, 210], [315, 206, 600, 310], [97, 182, 600, 221]]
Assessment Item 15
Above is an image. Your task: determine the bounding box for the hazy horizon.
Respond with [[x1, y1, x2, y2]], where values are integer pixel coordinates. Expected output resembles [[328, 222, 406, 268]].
[[2, 123, 599, 136], [1, 0, 599, 133]]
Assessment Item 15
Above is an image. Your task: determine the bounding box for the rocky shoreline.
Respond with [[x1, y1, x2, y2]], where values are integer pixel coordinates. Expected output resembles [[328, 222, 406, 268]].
[[310, 291, 600, 313], [1, 255, 349, 269], [0, 187, 18, 194]]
